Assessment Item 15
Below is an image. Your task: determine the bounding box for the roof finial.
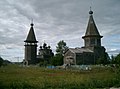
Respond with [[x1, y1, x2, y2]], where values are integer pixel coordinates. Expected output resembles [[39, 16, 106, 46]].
[[90, 6, 91, 11], [89, 6, 93, 15], [31, 18, 34, 27]]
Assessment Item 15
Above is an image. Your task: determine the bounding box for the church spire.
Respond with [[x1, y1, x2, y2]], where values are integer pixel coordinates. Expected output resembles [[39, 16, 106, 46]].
[[24, 23, 38, 43], [83, 8, 102, 38], [82, 8, 103, 47]]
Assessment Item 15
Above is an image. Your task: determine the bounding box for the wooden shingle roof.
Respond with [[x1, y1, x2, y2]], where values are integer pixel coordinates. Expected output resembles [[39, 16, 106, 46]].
[[83, 10, 103, 38], [24, 23, 38, 43], [69, 48, 93, 54]]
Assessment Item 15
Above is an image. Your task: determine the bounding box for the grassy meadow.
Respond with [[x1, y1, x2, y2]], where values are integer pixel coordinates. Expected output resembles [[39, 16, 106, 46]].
[[0, 64, 120, 89]]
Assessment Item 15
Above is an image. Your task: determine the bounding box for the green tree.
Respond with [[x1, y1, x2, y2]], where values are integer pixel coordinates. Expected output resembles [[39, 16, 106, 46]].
[[56, 40, 68, 55], [97, 53, 110, 65], [0, 57, 3, 67], [51, 54, 63, 66], [51, 40, 68, 66], [114, 53, 120, 64]]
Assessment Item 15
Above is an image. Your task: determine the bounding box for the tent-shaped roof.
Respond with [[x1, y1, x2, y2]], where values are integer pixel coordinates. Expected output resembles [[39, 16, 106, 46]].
[[24, 23, 38, 43], [83, 10, 103, 38]]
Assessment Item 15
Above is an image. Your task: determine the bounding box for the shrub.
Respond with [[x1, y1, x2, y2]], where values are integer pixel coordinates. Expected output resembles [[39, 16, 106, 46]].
[[51, 54, 63, 66]]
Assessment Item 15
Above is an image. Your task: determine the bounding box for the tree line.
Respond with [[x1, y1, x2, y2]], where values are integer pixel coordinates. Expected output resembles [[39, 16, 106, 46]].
[[39, 40, 120, 66], [0, 40, 120, 67]]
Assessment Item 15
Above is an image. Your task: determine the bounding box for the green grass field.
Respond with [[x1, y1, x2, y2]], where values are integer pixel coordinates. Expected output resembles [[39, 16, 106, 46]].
[[0, 64, 120, 89]]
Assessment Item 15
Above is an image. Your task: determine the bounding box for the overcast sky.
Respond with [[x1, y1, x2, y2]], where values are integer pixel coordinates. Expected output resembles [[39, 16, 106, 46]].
[[0, 0, 120, 62]]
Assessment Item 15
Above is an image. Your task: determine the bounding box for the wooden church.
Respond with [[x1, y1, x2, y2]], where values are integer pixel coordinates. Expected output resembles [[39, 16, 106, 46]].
[[23, 9, 108, 65], [64, 9, 107, 65]]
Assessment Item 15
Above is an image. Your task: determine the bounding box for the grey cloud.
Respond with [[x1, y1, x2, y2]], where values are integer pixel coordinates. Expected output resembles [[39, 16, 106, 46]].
[[0, 0, 120, 61]]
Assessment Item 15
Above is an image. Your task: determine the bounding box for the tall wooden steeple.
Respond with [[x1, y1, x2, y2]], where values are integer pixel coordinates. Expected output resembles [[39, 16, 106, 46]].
[[82, 8, 106, 63], [82, 8, 103, 47], [24, 23, 38, 65], [63, 8, 108, 65]]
